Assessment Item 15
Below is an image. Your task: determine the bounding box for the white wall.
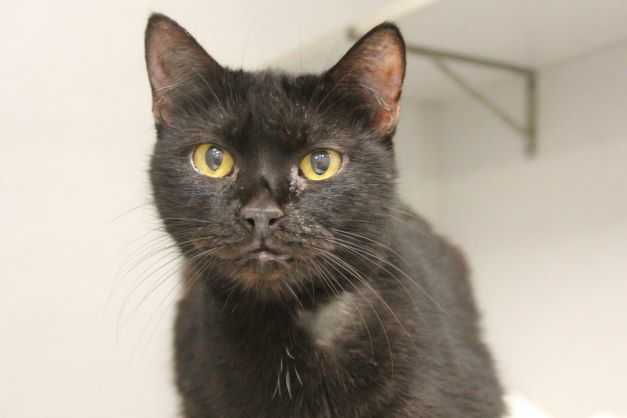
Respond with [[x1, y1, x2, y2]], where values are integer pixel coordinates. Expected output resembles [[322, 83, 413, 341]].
[[395, 101, 444, 224], [395, 42, 627, 417]]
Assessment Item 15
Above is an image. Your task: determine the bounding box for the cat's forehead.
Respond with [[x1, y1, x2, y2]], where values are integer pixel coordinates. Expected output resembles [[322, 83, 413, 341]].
[[241, 72, 318, 122], [169, 70, 357, 154], [214, 71, 348, 150]]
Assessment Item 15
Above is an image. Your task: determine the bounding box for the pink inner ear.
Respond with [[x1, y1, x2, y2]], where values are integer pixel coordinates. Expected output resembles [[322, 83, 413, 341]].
[[363, 42, 404, 133], [378, 52, 404, 103], [148, 53, 170, 91], [147, 44, 178, 125], [335, 28, 404, 134], [145, 16, 222, 126], [147, 20, 192, 92], [373, 103, 400, 134]]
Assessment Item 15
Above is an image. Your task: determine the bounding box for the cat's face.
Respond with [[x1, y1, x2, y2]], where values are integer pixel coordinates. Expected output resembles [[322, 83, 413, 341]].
[[145, 14, 405, 301]]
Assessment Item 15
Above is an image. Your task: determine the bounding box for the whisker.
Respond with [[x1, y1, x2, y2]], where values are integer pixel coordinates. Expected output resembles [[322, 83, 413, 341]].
[[325, 236, 451, 320], [321, 236, 429, 327], [116, 234, 222, 336], [132, 247, 220, 357], [103, 201, 154, 225]]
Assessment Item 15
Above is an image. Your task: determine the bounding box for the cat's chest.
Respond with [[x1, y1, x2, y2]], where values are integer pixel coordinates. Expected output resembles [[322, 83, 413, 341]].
[[212, 290, 371, 385], [179, 289, 397, 417]]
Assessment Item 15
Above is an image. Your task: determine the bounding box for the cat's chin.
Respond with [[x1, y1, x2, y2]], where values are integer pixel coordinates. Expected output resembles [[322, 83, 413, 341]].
[[222, 254, 305, 300], [237, 257, 292, 280]]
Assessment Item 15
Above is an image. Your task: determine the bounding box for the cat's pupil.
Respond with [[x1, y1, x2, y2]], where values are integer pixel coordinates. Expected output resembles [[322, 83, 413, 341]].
[[206, 147, 224, 171], [311, 151, 330, 175]]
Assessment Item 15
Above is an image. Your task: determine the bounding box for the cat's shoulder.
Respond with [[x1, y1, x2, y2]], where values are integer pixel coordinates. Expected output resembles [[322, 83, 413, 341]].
[[390, 203, 470, 281], [389, 203, 435, 244]]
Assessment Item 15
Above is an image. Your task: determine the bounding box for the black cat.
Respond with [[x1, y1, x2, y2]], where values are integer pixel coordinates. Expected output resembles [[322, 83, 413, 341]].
[[144, 13, 505, 418]]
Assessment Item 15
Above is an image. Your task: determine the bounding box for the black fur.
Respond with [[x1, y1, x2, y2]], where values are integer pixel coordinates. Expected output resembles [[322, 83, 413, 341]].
[[144, 13, 505, 418]]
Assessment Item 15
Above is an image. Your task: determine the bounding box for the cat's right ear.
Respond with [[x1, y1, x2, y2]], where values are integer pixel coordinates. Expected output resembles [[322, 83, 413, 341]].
[[145, 13, 222, 126], [325, 23, 405, 135]]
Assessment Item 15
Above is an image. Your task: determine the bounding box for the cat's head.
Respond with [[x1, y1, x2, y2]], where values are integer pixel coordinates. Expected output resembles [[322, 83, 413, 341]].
[[145, 14, 405, 302]]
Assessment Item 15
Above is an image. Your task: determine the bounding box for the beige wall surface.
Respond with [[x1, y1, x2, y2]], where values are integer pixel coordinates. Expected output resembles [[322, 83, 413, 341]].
[[395, 43, 627, 417]]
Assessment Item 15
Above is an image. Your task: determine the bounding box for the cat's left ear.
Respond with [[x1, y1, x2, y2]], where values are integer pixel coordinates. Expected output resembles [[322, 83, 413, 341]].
[[327, 23, 406, 134]]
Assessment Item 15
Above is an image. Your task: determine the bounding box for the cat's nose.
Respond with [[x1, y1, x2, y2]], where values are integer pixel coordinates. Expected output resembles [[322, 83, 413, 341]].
[[240, 199, 285, 238]]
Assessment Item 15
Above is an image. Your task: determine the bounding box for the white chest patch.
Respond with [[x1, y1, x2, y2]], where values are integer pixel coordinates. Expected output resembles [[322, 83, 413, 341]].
[[298, 292, 358, 348]]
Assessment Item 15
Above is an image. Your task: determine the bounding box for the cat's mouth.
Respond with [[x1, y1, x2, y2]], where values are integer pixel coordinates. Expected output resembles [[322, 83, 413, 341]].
[[230, 243, 295, 284], [189, 226, 334, 274], [248, 245, 292, 263], [233, 241, 294, 266]]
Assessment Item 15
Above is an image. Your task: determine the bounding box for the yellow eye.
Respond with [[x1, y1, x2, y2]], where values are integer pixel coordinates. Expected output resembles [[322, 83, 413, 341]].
[[192, 144, 234, 178], [299, 149, 342, 181]]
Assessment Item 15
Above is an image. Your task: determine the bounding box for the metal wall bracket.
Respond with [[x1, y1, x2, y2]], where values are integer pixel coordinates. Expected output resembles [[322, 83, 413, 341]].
[[348, 29, 538, 156]]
